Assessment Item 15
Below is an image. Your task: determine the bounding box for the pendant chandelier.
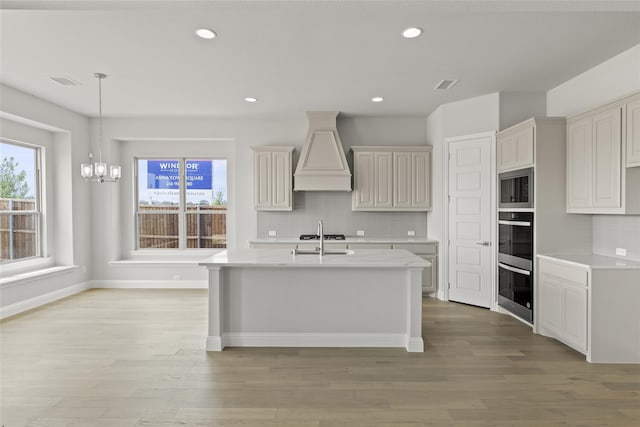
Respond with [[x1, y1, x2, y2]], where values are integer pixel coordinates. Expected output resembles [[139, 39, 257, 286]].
[[80, 73, 121, 183]]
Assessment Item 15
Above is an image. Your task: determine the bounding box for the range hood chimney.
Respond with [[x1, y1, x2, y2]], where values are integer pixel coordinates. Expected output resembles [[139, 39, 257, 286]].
[[294, 111, 352, 191]]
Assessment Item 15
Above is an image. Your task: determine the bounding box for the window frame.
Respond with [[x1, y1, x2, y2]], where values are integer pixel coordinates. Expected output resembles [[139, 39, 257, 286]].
[[133, 156, 228, 250], [0, 138, 44, 265]]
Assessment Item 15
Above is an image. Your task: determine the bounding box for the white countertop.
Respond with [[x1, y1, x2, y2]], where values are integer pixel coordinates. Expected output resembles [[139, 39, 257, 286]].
[[538, 253, 640, 270], [200, 248, 430, 268], [250, 237, 438, 244]]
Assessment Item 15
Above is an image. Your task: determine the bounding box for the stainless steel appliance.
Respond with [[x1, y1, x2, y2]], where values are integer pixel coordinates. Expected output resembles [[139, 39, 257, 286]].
[[299, 234, 346, 240], [499, 167, 533, 209], [498, 211, 534, 323]]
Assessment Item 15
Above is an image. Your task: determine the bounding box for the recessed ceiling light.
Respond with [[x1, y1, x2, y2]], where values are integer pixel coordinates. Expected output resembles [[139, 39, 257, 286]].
[[195, 28, 216, 39], [371, 97, 384, 103], [244, 97, 258, 103], [402, 27, 422, 39]]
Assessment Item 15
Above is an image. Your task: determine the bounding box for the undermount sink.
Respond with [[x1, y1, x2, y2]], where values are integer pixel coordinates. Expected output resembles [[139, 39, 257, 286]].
[[292, 248, 354, 256]]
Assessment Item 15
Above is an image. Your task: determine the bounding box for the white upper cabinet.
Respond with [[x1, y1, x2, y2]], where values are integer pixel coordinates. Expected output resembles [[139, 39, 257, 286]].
[[497, 125, 534, 172], [252, 146, 294, 211], [567, 116, 593, 210], [591, 107, 621, 208], [566, 91, 640, 214], [352, 146, 432, 211], [627, 97, 640, 167]]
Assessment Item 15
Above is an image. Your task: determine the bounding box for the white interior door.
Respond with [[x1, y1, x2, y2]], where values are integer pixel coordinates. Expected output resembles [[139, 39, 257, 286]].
[[448, 135, 493, 308]]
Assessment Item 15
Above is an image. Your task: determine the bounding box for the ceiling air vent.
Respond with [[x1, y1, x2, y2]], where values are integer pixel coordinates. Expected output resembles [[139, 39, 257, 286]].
[[49, 76, 81, 86], [434, 79, 458, 90]]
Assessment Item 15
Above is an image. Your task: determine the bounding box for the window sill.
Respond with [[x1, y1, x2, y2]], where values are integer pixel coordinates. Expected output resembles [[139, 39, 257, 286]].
[[113, 249, 225, 267], [0, 265, 78, 288]]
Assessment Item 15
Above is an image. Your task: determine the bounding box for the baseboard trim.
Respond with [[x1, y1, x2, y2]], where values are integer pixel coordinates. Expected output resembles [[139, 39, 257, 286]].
[[90, 280, 207, 289], [406, 337, 425, 352], [0, 281, 90, 320], [212, 332, 409, 350]]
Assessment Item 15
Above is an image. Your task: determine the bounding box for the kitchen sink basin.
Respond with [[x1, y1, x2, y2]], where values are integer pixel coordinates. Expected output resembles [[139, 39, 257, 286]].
[[292, 249, 354, 256]]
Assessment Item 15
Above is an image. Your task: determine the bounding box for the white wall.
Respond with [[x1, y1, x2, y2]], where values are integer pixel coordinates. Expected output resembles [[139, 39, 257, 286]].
[[547, 44, 640, 117], [92, 116, 308, 283], [499, 92, 546, 130], [426, 92, 500, 298], [547, 43, 640, 261], [0, 84, 92, 309], [256, 115, 430, 239]]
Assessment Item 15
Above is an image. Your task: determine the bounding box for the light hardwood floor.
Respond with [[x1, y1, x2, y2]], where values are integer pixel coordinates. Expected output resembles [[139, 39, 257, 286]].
[[1, 289, 639, 426]]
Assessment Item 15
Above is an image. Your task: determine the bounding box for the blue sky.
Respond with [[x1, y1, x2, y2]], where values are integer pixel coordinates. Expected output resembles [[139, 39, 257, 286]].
[[0, 141, 36, 199]]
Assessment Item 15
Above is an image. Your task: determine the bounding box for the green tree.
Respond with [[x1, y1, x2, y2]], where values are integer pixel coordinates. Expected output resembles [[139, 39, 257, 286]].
[[214, 190, 226, 206], [0, 156, 30, 199]]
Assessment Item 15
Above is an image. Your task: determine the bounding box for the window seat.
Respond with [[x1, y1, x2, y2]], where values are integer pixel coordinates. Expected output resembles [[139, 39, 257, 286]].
[[0, 265, 78, 288]]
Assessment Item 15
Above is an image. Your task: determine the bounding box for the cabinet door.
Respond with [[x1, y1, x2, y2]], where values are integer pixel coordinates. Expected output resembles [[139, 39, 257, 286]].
[[497, 133, 516, 172], [626, 98, 640, 167], [353, 151, 375, 209], [272, 151, 291, 209], [497, 126, 534, 172], [538, 274, 562, 337], [421, 254, 437, 293], [592, 107, 622, 209], [562, 283, 588, 353], [567, 117, 593, 210], [375, 152, 393, 208], [393, 152, 412, 208], [514, 127, 535, 169], [412, 151, 431, 209], [254, 151, 273, 209]]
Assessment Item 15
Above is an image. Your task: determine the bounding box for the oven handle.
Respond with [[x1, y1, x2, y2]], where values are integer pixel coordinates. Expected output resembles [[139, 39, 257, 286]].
[[498, 263, 531, 276], [498, 220, 532, 226]]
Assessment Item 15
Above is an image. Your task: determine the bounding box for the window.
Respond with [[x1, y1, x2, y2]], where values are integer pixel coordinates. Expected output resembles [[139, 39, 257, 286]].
[[135, 158, 227, 249], [0, 140, 42, 263]]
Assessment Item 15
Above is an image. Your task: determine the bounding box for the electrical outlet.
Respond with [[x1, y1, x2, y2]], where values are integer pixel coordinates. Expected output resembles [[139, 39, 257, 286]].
[[407, 230, 415, 236], [268, 230, 277, 237], [616, 247, 627, 257], [81, 265, 87, 273], [172, 274, 181, 280], [356, 230, 365, 237]]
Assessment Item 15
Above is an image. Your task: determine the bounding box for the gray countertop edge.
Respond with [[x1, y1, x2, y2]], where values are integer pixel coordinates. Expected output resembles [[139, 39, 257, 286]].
[[199, 248, 430, 269], [537, 253, 640, 270], [250, 238, 439, 244]]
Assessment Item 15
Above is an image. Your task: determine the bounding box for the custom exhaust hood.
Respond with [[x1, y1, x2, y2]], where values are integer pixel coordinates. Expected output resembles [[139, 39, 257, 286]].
[[294, 111, 352, 191]]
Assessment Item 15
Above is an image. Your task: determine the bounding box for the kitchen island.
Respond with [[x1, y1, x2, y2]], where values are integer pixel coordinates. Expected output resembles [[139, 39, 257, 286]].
[[199, 248, 429, 352]]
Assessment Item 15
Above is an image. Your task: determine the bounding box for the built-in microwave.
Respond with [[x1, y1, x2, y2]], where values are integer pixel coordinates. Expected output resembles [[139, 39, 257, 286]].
[[499, 167, 534, 209]]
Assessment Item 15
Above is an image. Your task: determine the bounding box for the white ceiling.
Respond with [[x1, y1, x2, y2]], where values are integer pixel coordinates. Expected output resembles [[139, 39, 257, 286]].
[[1, 1, 639, 118]]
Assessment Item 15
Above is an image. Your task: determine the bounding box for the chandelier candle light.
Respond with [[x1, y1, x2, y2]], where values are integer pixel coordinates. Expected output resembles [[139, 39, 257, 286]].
[[81, 73, 121, 183]]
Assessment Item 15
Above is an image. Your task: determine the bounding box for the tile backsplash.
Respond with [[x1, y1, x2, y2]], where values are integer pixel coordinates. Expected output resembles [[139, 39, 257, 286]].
[[592, 215, 640, 261], [257, 192, 428, 238]]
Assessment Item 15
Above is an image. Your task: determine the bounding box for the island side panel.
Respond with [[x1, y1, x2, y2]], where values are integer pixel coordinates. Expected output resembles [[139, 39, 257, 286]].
[[216, 266, 420, 350], [589, 269, 640, 363], [206, 266, 224, 351], [406, 267, 425, 352]]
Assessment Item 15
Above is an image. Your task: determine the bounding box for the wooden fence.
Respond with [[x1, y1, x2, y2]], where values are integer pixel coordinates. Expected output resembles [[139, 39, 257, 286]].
[[0, 198, 37, 261], [1, 199, 227, 259], [138, 204, 226, 249]]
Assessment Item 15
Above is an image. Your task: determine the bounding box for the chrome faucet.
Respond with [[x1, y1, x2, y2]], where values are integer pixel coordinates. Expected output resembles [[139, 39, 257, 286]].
[[317, 220, 324, 256]]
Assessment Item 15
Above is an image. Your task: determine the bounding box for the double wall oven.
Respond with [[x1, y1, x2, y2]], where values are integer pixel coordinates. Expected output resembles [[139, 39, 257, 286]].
[[498, 168, 534, 323]]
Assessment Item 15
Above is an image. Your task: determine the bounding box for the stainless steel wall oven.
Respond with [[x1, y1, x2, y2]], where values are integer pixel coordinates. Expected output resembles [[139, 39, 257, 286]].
[[498, 211, 534, 323]]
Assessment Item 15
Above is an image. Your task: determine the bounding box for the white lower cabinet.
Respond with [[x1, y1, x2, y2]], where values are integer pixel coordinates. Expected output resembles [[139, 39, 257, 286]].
[[538, 259, 588, 354], [392, 243, 438, 294]]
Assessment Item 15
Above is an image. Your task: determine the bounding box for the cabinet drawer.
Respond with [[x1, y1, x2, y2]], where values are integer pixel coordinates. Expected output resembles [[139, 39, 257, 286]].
[[347, 243, 393, 250], [539, 259, 588, 286], [393, 243, 437, 255]]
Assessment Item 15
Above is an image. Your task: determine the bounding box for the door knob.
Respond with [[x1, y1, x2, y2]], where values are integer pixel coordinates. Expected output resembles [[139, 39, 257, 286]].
[[476, 241, 491, 246]]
